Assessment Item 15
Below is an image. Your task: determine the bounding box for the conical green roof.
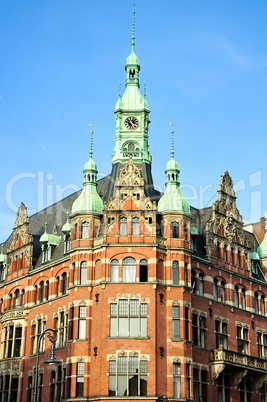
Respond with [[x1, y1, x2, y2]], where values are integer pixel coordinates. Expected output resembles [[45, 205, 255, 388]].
[[158, 157, 190, 214], [71, 157, 103, 215], [126, 50, 139, 66]]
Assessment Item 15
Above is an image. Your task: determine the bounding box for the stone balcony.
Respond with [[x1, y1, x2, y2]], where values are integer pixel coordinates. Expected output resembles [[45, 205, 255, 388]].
[[210, 346, 267, 390]]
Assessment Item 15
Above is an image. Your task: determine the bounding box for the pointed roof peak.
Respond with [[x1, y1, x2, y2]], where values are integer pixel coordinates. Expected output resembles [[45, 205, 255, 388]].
[[89, 120, 94, 160], [131, 5, 136, 53], [170, 119, 175, 159]]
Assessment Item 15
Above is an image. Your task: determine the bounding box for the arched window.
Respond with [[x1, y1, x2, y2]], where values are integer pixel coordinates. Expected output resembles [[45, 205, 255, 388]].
[[191, 271, 204, 295], [172, 261, 179, 285], [46, 280, 50, 300], [120, 217, 127, 236], [198, 274, 204, 295], [213, 279, 218, 300], [39, 281, 44, 303], [81, 222, 89, 239], [224, 245, 227, 261], [254, 292, 259, 314], [62, 272, 67, 295], [241, 288, 246, 309], [80, 262, 87, 285], [140, 259, 148, 282], [122, 257, 136, 282], [14, 289, 20, 306], [220, 282, 226, 303], [260, 295, 265, 315], [110, 260, 119, 282], [132, 217, 140, 236], [234, 286, 239, 307], [171, 222, 179, 238]]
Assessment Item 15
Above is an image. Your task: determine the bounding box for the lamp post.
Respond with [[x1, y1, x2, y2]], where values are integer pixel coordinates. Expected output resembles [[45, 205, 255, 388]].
[[33, 328, 61, 402]]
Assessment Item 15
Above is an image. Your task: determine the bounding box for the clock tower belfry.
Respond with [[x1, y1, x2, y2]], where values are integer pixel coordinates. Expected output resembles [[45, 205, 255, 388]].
[[112, 9, 151, 165]]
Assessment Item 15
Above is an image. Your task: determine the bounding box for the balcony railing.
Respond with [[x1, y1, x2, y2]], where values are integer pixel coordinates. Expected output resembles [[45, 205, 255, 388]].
[[4, 304, 24, 312], [210, 347, 267, 387]]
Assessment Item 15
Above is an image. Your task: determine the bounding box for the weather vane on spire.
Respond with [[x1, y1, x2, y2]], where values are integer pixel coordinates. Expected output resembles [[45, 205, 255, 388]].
[[170, 118, 175, 159], [89, 119, 94, 159], [131, 4, 136, 51]]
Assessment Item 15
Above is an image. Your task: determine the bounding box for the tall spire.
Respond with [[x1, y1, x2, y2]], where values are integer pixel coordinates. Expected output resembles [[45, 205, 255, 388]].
[[71, 123, 103, 215], [112, 6, 151, 166], [131, 5, 135, 52], [157, 123, 190, 214], [170, 119, 175, 159], [89, 120, 94, 160]]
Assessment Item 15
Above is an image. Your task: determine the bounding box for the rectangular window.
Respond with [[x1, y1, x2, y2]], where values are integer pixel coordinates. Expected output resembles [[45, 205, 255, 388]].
[[0, 375, 19, 402], [173, 363, 181, 398], [76, 362, 84, 397], [3, 325, 22, 358], [110, 299, 147, 338], [109, 356, 147, 397], [237, 326, 249, 354], [215, 320, 228, 349], [68, 306, 74, 341], [218, 373, 231, 402], [240, 378, 252, 402], [257, 332, 267, 358], [172, 306, 180, 340], [192, 313, 206, 348], [193, 368, 207, 402], [186, 364, 191, 399], [78, 306, 87, 339], [51, 366, 66, 402]]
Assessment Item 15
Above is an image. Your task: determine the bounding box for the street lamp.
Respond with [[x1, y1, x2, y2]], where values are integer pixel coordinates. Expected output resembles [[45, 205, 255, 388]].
[[33, 328, 61, 402]]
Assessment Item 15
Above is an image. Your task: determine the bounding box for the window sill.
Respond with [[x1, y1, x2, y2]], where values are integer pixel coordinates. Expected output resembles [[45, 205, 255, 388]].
[[108, 336, 149, 340]]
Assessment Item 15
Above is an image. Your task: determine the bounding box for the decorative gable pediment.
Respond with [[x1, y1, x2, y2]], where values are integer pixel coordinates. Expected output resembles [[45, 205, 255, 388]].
[[7, 203, 33, 272], [205, 172, 251, 259]]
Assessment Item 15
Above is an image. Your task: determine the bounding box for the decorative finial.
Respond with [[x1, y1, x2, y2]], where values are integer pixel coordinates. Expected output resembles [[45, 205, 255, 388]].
[[44, 220, 48, 233], [131, 5, 136, 52], [89, 119, 94, 159], [169, 118, 175, 159], [118, 82, 122, 97], [144, 81, 146, 98]]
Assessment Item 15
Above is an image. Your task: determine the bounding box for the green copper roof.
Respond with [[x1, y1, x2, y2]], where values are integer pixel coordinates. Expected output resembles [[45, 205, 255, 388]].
[[166, 158, 179, 170], [62, 216, 71, 233], [40, 231, 61, 246], [158, 157, 190, 214], [126, 50, 139, 66], [258, 211, 267, 258], [250, 251, 260, 260], [71, 156, 103, 215], [71, 182, 103, 215], [191, 226, 199, 235]]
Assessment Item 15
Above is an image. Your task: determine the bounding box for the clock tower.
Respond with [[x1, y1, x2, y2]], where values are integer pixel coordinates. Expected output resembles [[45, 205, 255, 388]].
[[112, 10, 151, 166]]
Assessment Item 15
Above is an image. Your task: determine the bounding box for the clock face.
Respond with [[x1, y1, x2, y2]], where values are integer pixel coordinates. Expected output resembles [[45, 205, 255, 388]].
[[125, 116, 139, 130]]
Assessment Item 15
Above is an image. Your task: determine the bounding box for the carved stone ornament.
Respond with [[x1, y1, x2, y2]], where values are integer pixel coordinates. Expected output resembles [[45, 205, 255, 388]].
[[255, 374, 267, 390], [224, 212, 237, 242], [234, 369, 248, 387], [210, 363, 225, 381]]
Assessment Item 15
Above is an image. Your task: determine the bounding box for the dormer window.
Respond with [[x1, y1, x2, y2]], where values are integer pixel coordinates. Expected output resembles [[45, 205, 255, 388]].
[[0, 263, 5, 281], [42, 244, 51, 263], [64, 234, 70, 253]]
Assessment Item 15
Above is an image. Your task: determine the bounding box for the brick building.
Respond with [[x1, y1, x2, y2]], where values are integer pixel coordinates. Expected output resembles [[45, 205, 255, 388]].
[[0, 17, 267, 402]]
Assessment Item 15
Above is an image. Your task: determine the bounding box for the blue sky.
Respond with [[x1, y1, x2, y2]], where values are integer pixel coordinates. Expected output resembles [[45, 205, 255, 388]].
[[0, 0, 266, 242]]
